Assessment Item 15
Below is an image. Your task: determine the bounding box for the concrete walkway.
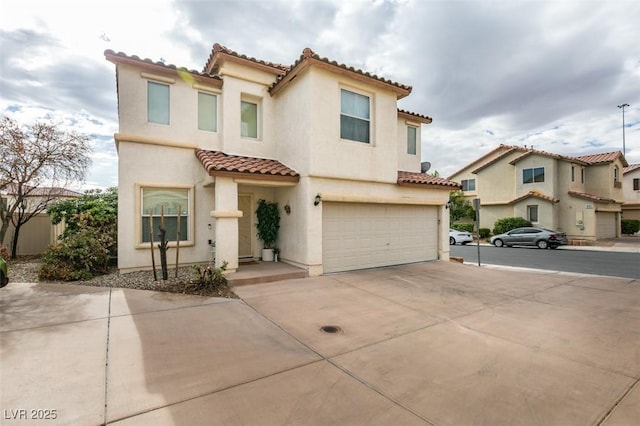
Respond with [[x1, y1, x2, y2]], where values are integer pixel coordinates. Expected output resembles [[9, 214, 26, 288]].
[[1, 261, 638, 425]]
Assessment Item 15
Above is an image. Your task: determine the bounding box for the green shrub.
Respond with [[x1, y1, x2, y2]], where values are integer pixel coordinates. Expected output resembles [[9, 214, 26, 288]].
[[621, 219, 640, 235], [451, 222, 474, 233], [479, 228, 491, 239], [493, 217, 532, 235], [39, 227, 112, 281]]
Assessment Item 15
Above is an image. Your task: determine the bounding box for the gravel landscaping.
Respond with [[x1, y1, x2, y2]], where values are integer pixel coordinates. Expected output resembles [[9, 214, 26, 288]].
[[6, 256, 239, 298]]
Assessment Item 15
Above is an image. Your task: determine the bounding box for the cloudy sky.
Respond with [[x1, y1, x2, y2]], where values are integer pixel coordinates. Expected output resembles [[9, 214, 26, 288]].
[[2, 0, 639, 190]]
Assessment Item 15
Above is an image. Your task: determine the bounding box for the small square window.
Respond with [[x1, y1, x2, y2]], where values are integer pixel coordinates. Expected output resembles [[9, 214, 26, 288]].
[[148, 81, 170, 124], [407, 127, 417, 155], [461, 179, 476, 192], [523, 167, 544, 184], [241, 100, 258, 138]]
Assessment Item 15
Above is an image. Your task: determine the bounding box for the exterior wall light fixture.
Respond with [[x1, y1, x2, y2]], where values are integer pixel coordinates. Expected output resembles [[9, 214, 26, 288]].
[[314, 194, 322, 206]]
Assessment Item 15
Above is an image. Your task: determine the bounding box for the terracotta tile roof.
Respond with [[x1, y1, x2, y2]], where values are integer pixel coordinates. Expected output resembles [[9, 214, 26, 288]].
[[508, 147, 585, 166], [449, 144, 517, 178], [509, 190, 559, 205], [398, 109, 432, 124], [195, 149, 299, 182], [270, 48, 412, 99], [397, 171, 461, 189], [104, 50, 222, 85], [203, 43, 290, 75], [575, 151, 628, 167], [4, 185, 82, 197], [623, 164, 640, 174], [568, 190, 615, 203]]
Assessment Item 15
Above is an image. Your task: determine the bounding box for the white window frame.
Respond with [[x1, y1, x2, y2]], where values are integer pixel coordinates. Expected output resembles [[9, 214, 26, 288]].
[[461, 179, 476, 192], [147, 81, 170, 125], [198, 92, 218, 132], [340, 88, 371, 144], [527, 205, 539, 223], [523, 167, 545, 184], [241, 96, 260, 139], [136, 184, 194, 248], [407, 126, 417, 155]]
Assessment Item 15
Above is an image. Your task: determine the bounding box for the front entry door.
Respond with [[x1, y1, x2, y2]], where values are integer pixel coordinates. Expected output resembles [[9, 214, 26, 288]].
[[238, 195, 253, 259]]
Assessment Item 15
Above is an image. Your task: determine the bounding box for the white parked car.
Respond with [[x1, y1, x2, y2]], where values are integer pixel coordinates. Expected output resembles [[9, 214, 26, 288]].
[[449, 229, 473, 245]]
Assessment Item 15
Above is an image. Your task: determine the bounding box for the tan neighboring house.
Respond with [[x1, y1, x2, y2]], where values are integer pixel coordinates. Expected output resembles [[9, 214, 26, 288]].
[[448, 144, 628, 241], [0, 186, 82, 255], [622, 164, 640, 221], [105, 44, 459, 275]]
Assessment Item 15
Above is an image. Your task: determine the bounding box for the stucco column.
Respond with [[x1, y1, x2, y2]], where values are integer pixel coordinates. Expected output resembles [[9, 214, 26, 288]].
[[211, 177, 241, 272], [439, 204, 450, 261]]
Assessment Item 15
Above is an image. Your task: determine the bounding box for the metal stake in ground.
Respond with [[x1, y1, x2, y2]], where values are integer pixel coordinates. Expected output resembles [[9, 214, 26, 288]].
[[148, 210, 157, 281]]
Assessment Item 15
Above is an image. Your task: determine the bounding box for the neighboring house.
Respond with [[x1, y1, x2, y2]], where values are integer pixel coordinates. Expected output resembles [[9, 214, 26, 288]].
[[622, 164, 640, 221], [448, 145, 628, 241], [105, 44, 459, 275], [0, 186, 82, 255]]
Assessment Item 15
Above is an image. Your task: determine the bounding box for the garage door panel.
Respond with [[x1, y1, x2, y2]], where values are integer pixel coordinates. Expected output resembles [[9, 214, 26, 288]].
[[322, 203, 438, 273]]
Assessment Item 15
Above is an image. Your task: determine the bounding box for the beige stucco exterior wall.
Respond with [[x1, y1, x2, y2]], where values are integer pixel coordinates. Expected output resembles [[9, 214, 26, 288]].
[[585, 161, 624, 202], [623, 168, 640, 202], [397, 117, 422, 172], [115, 64, 222, 151]]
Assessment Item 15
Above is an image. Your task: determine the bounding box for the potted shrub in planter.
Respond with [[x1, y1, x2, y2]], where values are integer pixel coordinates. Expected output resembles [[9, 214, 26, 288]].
[[255, 199, 280, 261]]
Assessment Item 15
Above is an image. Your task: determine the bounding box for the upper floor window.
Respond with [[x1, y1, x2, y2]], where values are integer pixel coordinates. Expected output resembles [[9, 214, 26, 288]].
[[581, 167, 585, 183], [141, 187, 189, 243], [198, 92, 217, 132], [614, 166, 619, 183], [461, 179, 476, 192], [241, 100, 258, 138], [523, 167, 544, 184], [407, 126, 417, 155], [148, 81, 170, 124], [634, 178, 640, 191], [571, 166, 575, 182], [340, 89, 370, 143]]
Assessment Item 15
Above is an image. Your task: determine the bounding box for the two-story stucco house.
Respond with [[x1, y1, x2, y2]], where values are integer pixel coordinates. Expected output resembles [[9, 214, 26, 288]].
[[105, 44, 459, 275], [622, 164, 640, 221], [448, 144, 628, 240]]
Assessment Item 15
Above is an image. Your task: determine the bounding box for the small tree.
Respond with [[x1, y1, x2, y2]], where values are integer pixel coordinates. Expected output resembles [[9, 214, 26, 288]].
[[449, 190, 475, 222], [0, 117, 90, 258]]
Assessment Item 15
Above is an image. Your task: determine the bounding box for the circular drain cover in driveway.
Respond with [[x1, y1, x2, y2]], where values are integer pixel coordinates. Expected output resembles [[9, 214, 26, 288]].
[[320, 325, 342, 334]]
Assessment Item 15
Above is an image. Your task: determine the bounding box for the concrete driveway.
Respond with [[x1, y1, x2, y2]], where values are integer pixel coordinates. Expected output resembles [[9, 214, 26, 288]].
[[1, 261, 638, 425]]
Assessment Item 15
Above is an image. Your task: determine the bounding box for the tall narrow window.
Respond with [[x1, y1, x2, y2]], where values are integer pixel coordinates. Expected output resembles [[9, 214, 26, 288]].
[[340, 89, 370, 143], [633, 178, 640, 191], [141, 188, 189, 243], [571, 166, 575, 182], [148, 81, 170, 124], [198, 92, 217, 132], [581, 167, 585, 183], [407, 126, 417, 155], [527, 205, 539, 223], [241, 100, 258, 138], [614, 166, 619, 183]]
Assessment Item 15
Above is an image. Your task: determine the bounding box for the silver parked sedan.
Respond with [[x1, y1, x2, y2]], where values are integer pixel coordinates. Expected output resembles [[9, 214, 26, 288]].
[[490, 227, 568, 249]]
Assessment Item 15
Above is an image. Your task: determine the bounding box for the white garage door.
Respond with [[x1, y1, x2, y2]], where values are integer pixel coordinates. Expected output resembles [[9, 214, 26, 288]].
[[596, 212, 616, 239], [322, 202, 438, 273]]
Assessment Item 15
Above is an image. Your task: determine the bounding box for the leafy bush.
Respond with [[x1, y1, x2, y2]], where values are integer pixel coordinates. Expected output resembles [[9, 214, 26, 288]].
[[493, 217, 532, 235], [479, 228, 491, 239], [451, 222, 474, 233], [190, 261, 229, 291], [40, 188, 117, 281], [39, 227, 112, 281], [621, 219, 640, 235]]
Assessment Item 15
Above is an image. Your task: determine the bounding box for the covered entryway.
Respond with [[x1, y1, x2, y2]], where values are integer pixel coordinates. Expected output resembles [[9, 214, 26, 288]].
[[596, 212, 617, 239], [322, 202, 438, 273]]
